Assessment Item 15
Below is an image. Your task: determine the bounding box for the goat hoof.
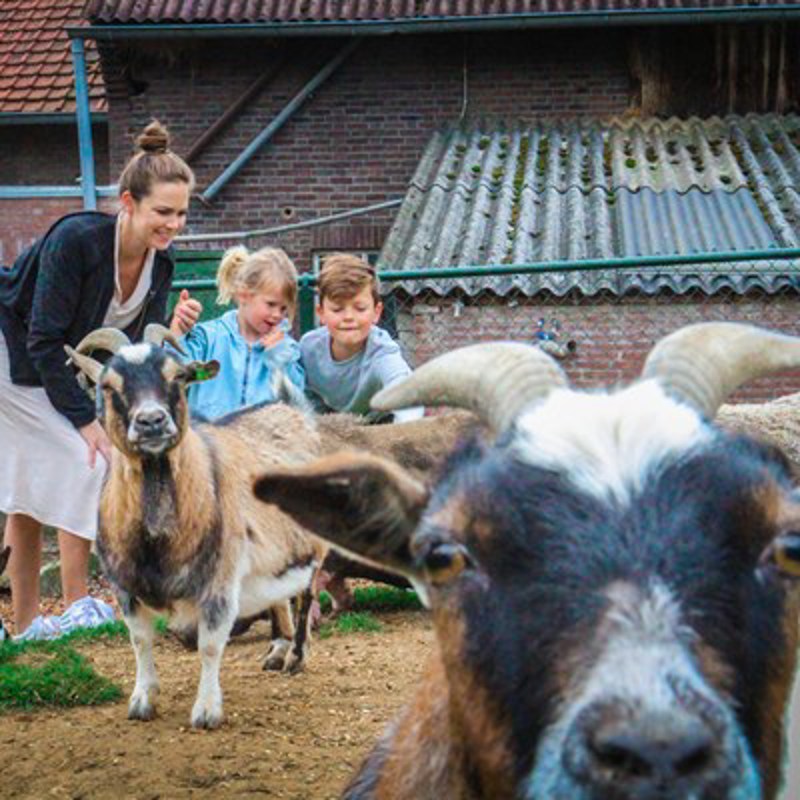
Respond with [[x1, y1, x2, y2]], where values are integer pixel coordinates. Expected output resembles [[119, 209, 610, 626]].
[[263, 653, 286, 671], [128, 696, 157, 721], [263, 638, 291, 671], [191, 706, 223, 730], [284, 652, 305, 675]]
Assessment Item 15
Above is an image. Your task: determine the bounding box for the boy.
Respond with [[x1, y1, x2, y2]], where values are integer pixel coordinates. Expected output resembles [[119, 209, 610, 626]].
[[300, 253, 423, 423]]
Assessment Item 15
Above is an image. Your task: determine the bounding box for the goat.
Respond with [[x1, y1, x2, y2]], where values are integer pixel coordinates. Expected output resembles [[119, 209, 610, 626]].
[[0, 545, 10, 642], [67, 326, 477, 726], [254, 322, 800, 799], [66, 325, 327, 729]]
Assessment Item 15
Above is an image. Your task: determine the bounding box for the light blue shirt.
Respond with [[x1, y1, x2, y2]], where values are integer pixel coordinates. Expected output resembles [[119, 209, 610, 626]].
[[180, 309, 304, 420], [300, 325, 423, 422]]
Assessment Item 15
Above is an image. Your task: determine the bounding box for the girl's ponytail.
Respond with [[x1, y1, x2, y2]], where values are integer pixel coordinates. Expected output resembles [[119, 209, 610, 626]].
[[216, 246, 250, 305]]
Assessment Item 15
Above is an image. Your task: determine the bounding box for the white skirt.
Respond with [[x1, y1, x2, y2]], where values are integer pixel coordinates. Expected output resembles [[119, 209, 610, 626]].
[[0, 331, 106, 539]]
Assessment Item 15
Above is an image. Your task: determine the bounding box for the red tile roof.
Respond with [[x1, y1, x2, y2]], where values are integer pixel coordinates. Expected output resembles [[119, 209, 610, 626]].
[[0, 0, 105, 115], [83, 0, 800, 24]]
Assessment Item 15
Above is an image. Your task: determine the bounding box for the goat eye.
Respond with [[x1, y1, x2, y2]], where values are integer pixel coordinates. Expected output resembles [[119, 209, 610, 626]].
[[772, 533, 800, 578], [422, 542, 471, 585]]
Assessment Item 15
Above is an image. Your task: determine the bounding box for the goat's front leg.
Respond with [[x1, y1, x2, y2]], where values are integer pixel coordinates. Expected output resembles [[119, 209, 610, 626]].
[[191, 594, 236, 730], [125, 599, 159, 721]]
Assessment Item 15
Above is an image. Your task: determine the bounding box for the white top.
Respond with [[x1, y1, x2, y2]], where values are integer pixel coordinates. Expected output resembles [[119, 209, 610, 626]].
[[102, 214, 155, 329]]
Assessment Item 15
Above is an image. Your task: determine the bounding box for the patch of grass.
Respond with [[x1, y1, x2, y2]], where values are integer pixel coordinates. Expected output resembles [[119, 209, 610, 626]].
[[0, 636, 122, 712], [319, 585, 423, 614], [318, 612, 384, 639]]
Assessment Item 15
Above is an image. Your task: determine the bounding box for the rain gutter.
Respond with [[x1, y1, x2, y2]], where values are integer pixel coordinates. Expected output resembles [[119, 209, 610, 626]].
[[0, 113, 106, 126], [68, 9, 800, 41], [0, 186, 116, 199]]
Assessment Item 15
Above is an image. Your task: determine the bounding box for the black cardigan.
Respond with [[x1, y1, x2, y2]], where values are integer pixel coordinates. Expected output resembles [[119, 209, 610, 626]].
[[0, 211, 175, 429]]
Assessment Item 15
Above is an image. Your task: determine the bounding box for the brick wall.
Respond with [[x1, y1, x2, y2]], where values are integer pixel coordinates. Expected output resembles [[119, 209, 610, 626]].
[[398, 291, 800, 402], [0, 123, 109, 186], [0, 196, 117, 266], [0, 122, 111, 264], [102, 29, 633, 272]]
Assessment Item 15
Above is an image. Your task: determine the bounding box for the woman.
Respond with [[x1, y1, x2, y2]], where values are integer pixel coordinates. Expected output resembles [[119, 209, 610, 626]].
[[0, 120, 202, 640]]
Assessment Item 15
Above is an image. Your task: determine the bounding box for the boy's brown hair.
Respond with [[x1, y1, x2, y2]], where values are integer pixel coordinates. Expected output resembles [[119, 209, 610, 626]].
[[317, 253, 380, 305]]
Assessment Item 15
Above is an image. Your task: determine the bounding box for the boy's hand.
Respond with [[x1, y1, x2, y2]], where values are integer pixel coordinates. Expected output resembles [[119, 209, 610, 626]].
[[170, 289, 203, 335], [260, 328, 285, 350]]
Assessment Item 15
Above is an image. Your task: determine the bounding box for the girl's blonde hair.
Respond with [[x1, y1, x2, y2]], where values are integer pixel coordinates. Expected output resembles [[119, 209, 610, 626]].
[[216, 245, 299, 318], [118, 120, 195, 200]]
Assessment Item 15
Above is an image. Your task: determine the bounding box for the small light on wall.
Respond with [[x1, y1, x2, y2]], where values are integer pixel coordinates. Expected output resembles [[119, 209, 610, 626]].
[[453, 300, 464, 318]]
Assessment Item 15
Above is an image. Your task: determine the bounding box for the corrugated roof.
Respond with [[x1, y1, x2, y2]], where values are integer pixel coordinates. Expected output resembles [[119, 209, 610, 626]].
[[0, 0, 105, 114], [82, 0, 800, 24], [378, 114, 800, 297]]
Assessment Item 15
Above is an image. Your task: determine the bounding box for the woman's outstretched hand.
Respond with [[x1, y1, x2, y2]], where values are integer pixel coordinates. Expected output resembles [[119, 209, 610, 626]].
[[78, 420, 112, 468], [170, 289, 203, 335]]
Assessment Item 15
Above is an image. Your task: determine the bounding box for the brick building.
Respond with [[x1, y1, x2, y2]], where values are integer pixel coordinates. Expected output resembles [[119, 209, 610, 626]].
[[3, 2, 800, 398], [0, 0, 109, 263]]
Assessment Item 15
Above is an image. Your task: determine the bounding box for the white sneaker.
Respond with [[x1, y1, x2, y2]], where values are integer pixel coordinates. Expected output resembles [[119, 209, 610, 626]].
[[13, 615, 62, 642], [60, 596, 116, 634]]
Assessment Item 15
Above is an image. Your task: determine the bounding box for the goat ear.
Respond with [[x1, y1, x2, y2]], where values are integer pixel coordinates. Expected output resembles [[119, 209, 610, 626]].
[[254, 452, 428, 578], [185, 360, 220, 384]]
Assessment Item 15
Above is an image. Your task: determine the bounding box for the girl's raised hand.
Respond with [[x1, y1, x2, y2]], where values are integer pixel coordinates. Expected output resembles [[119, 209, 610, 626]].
[[260, 327, 285, 350], [170, 289, 203, 335]]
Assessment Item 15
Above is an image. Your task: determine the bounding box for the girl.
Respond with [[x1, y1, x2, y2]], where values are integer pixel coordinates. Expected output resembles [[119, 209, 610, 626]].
[[0, 120, 201, 641], [180, 245, 304, 420]]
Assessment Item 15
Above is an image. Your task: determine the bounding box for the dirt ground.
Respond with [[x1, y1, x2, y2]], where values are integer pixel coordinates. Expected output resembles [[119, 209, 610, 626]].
[[0, 605, 434, 800]]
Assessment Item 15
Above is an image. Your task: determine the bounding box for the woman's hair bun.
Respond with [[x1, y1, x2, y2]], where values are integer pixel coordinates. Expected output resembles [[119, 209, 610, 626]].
[[136, 120, 171, 155]]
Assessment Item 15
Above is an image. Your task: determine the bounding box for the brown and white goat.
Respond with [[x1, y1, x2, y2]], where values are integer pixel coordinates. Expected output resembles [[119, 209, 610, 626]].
[[254, 322, 800, 800], [67, 326, 327, 729]]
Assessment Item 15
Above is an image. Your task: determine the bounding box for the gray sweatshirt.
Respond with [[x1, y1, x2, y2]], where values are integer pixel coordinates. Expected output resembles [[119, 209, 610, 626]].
[[300, 326, 424, 422]]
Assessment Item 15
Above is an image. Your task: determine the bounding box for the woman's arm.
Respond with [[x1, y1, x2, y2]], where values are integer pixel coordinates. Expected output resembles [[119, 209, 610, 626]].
[[26, 234, 96, 429]]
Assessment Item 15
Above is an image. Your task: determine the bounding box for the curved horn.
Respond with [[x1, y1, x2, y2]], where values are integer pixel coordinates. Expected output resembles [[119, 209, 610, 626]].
[[642, 322, 800, 418], [371, 342, 568, 434], [74, 328, 131, 356], [144, 323, 185, 355], [64, 345, 104, 384]]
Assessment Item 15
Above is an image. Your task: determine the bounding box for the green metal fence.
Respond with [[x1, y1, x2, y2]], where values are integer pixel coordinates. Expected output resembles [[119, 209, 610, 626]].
[[173, 247, 800, 400]]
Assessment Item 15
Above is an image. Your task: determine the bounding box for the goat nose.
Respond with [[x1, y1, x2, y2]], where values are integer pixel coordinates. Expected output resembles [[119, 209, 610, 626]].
[[588, 722, 713, 780], [587, 717, 715, 782], [134, 407, 167, 432]]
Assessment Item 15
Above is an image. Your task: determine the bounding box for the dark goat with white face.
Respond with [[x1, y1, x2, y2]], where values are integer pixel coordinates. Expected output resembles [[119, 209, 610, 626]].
[[254, 323, 800, 800]]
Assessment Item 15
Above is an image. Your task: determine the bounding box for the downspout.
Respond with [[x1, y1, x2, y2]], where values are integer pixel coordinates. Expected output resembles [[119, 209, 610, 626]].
[[70, 38, 97, 210], [202, 38, 361, 202]]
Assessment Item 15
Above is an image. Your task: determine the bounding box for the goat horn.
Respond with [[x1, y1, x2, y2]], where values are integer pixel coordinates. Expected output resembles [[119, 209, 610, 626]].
[[372, 342, 568, 434], [642, 322, 800, 418], [73, 328, 131, 356], [64, 345, 104, 384], [144, 323, 185, 354]]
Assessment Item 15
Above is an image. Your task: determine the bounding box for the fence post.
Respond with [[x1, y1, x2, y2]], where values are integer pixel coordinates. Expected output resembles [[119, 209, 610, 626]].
[[298, 274, 316, 336]]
